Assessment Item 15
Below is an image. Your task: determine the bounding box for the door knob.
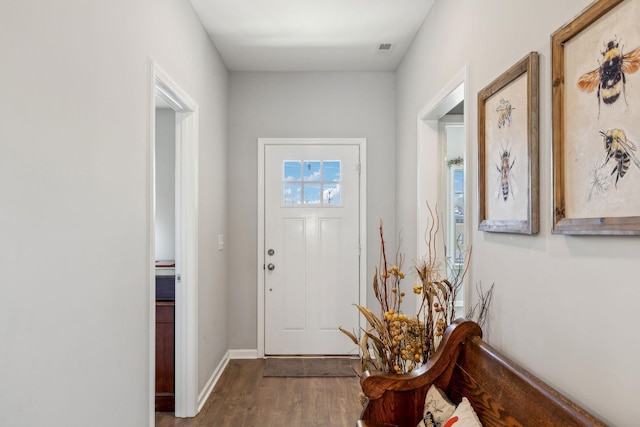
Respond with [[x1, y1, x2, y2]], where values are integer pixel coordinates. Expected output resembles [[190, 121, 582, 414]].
[[267, 263, 275, 271]]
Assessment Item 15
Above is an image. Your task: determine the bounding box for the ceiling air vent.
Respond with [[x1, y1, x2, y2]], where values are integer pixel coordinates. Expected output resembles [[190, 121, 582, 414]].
[[376, 42, 394, 56]]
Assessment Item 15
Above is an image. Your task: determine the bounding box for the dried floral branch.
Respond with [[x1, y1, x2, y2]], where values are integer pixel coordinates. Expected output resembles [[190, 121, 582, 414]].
[[341, 203, 493, 374], [466, 282, 495, 328]]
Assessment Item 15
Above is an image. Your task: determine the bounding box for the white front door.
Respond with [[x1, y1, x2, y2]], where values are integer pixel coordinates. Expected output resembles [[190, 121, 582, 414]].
[[264, 142, 360, 355]]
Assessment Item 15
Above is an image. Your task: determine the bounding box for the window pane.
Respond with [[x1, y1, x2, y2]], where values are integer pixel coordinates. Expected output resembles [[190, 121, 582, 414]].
[[282, 159, 343, 207], [284, 161, 301, 182], [284, 183, 302, 205], [323, 184, 341, 205], [303, 161, 321, 181], [453, 170, 464, 194], [303, 184, 321, 204], [323, 161, 341, 181]]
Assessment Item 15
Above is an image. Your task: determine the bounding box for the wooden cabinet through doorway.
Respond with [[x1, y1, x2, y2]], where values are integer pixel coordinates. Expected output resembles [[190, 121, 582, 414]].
[[155, 300, 175, 412]]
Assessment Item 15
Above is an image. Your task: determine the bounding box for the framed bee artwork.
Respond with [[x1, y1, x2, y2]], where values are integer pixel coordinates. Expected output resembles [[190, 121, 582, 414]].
[[552, 0, 640, 235], [478, 52, 540, 234]]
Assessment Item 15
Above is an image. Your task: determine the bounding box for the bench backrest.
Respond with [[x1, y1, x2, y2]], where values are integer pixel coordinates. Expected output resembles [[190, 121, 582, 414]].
[[359, 319, 607, 427]]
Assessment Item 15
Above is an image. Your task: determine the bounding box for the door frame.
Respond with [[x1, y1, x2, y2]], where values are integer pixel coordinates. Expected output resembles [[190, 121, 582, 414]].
[[149, 62, 199, 422], [416, 66, 470, 311], [257, 138, 367, 357]]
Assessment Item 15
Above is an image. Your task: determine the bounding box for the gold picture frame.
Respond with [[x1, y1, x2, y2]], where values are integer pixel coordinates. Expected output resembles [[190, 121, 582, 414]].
[[478, 52, 539, 234], [552, 0, 640, 235]]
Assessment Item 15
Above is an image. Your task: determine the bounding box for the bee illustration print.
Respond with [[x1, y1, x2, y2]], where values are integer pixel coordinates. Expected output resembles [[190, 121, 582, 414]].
[[577, 38, 640, 115], [496, 98, 514, 128], [495, 144, 517, 201], [600, 128, 640, 186]]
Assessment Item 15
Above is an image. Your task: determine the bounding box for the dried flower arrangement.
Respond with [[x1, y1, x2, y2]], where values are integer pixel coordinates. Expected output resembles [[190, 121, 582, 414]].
[[341, 204, 493, 374]]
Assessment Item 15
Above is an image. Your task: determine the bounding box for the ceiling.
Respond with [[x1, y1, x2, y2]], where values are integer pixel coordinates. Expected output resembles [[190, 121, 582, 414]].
[[189, 0, 435, 72]]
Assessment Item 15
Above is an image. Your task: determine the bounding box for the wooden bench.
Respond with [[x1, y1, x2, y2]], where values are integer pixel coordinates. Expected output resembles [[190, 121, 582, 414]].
[[356, 319, 606, 427]]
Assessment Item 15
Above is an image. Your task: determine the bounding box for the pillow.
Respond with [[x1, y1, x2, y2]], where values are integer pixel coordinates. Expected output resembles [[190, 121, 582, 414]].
[[443, 397, 483, 427], [417, 385, 456, 427]]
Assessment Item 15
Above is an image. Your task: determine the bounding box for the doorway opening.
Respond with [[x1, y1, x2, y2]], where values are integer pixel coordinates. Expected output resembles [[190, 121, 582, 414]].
[[154, 105, 176, 414], [150, 63, 199, 423], [416, 67, 469, 313], [439, 115, 465, 314]]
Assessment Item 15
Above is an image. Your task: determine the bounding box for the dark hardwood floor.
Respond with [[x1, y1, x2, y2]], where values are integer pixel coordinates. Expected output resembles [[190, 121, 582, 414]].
[[155, 359, 363, 427]]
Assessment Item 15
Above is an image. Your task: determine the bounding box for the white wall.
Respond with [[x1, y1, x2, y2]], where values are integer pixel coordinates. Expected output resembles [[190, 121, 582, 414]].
[[396, 1, 640, 425], [155, 108, 176, 261], [228, 72, 396, 349], [0, 1, 228, 426]]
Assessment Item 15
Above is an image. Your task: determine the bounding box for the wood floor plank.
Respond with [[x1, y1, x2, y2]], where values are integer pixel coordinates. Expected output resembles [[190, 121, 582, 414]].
[[156, 359, 362, 427]]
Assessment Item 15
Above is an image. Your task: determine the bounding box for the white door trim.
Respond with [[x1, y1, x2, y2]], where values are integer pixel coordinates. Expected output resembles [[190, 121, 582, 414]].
[[416, 66, 470, 310], [257, 138, 367, 358], [149, 62, 199, 422]]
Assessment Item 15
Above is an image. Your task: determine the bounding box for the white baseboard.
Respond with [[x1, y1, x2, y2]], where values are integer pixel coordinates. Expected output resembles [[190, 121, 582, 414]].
[[196, 349, 259, 412], [228, 349, 258, 359], [197, 350, 230, 412]]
